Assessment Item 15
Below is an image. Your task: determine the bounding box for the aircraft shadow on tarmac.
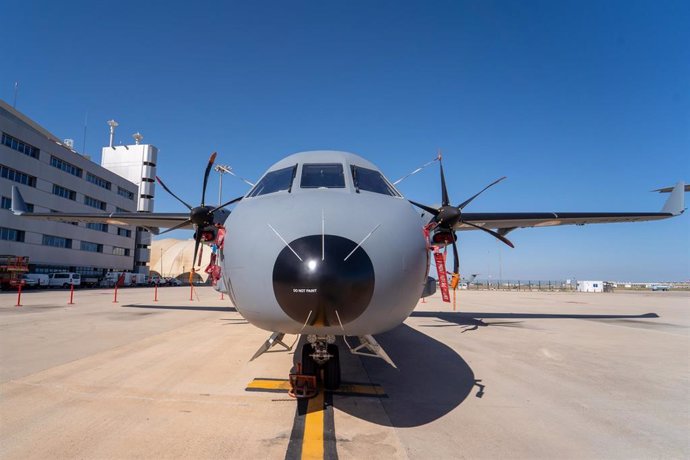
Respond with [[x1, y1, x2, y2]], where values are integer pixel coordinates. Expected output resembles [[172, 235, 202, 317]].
[[311, 324, 478, 428], [122, 304, 237, 312], [323, 311, 661, 427], [411, 310, 659, 323]]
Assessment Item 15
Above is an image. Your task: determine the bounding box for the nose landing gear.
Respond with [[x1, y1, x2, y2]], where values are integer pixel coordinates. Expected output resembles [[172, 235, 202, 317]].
[[300, 335, 341, 391]]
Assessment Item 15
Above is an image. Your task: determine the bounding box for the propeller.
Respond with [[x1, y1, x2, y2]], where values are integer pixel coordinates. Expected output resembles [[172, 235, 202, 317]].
[[409, 155, 514, 276], [156, 152, 243, 268]]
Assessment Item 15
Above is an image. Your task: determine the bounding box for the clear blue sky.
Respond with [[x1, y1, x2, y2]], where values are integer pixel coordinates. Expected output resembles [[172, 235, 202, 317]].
[[2, 0, 688, 281]]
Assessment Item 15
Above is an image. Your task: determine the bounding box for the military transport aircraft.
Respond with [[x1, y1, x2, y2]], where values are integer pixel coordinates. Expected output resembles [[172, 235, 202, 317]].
[[11, 150, 685, 389]]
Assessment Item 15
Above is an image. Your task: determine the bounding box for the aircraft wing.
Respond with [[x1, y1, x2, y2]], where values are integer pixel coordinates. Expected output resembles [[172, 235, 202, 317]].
[[454, 181, 686, 232], [11, 186, 190, 233]]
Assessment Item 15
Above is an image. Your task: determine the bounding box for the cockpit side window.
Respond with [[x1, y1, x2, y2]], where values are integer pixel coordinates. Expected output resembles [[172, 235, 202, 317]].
[[300, 163, 345, 189], [247, 165, 297, 197], [351, 165, 401, 197]]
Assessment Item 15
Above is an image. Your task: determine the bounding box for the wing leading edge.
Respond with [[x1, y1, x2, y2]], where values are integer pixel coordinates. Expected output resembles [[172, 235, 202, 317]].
[[11, 186, 191, 233], [453, 181, 685, 232]]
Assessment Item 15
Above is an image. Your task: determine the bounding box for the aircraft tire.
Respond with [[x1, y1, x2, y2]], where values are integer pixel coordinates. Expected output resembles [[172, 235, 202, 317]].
[[323, 345, 341, 390], [301, 345, 317, 377]]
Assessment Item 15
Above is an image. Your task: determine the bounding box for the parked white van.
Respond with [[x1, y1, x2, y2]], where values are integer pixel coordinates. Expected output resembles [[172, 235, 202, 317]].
[[48, 272, 81, 288], [25, 273, 49, 287]]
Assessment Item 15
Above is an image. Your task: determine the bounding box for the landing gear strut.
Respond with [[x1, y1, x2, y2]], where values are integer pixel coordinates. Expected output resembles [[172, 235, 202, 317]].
[[300, 335, 341, 390]]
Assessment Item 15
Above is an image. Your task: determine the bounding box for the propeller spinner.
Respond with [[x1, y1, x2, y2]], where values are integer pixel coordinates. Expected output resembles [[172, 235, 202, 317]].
[[156, 152, 243, 268]]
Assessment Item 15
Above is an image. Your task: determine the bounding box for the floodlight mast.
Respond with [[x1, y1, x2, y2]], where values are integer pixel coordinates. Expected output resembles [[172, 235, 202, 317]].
[[107, 120, 119, 147], [214, 164, 232, 206]]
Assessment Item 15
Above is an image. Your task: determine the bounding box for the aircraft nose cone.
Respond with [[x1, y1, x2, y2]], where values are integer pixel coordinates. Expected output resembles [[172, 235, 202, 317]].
[[272, 235, 375, 327]]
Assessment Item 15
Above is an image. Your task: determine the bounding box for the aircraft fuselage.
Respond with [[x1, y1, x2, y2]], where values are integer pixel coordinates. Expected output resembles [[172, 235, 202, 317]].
[[221, 151, 429, 336]]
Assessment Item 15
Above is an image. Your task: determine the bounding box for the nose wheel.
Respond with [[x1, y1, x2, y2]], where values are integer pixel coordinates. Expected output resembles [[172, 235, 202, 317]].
[[301, 339, 341, 391]]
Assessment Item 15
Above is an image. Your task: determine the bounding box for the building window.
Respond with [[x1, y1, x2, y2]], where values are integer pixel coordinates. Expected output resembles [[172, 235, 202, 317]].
[[86, 222, 108, 232], [1, 165, 37, 187], [116, 207, 128, 213], [112, 247, 130, 256], [80, 241, 103, 253], [142, 177, 155, 182], [1, 196, 33, 211], [50, 156, 82, 178], [0, 227, 25, 242], [42, 234, 72, 248], [52, 184, 77, 201], [117, 186, 134, 200], [2, 132, 39, 159], [86, 172, 111, 190], [117, 227, 132, 237], [84, 195, 106, 210], [143, 161, 156, 167]]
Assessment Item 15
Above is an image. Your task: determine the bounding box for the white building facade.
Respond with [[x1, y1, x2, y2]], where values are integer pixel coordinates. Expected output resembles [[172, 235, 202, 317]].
[[101, 130, 158, 274], [0, 100, 142, 277]]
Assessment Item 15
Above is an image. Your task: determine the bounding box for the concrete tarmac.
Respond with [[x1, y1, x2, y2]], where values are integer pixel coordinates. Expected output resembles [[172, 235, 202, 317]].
[[1, 286, 688, 459]]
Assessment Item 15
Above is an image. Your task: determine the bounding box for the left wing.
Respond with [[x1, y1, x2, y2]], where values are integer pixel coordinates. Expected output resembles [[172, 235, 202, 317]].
[[11, 186, 190, 233], [454, 181, 685, 232]]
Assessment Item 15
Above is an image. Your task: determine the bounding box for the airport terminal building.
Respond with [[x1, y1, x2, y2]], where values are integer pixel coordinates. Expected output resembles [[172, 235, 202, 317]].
[[0, 99, 154, 277]]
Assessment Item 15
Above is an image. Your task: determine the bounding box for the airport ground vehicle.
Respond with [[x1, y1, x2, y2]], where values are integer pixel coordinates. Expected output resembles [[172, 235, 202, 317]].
[[0, 255, 29, 290], [24, 273, 49, 287], [104, 272, 147, 287], [651, 284, 671, 291], [48, 272, 81, 288], [17, 274, 38, 288]]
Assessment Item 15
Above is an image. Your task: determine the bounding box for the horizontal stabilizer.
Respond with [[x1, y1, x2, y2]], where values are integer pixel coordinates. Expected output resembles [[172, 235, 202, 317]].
[[661, 182, 685, 215], [652, 184, 690, 193]]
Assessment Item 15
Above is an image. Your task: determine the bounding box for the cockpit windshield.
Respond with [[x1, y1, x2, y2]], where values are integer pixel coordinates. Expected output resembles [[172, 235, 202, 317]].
[[247, 165, 296, 197], [301, 163, 345, 188], [351, 165, 401, 197]]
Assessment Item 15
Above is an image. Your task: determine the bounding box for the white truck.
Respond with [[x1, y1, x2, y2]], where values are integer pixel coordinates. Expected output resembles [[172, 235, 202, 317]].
[[104, 272, 147, 287]]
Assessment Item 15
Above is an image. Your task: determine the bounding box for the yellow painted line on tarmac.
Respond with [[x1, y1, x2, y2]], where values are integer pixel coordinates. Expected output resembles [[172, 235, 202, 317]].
[[301, 390, 325, 459], [245, 378, 292, 392], [245, 378, 386, 397], [248, 377, 382, 459]]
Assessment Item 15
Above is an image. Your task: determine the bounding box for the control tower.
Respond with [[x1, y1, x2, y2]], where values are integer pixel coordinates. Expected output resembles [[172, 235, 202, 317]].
[[101, 121, 158, 274]]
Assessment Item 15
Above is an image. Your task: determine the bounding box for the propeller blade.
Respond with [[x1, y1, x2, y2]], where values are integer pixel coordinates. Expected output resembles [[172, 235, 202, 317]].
[[156, 176, 193, 210], [453, 234, 460, 273], [209, 195, 243, 214], [409, 200, 440, 216], [439, 157, 450, 207], [157, 219, 192, 235], [200, 152, 218, 207], [457, 176, 507, 211], [191, 231, 203, 268], [451, 235, 459, 275], [463, 221, 515, 248]]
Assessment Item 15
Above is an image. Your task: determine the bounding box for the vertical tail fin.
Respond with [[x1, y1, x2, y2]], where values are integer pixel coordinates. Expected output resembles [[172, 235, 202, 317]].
[[661, 182, 685, 215], [11, 186, 29, 215]]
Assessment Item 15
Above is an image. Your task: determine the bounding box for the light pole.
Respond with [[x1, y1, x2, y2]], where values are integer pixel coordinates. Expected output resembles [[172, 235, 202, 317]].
[[214, 164, 232, 206]]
